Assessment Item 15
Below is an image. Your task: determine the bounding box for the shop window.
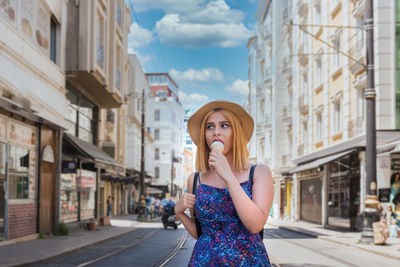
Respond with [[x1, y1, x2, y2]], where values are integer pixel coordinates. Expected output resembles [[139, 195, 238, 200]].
[[8, 145, 30, 200]]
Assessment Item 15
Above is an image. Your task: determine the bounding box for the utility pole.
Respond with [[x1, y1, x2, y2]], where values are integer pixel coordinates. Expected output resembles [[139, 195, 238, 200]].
[[140, 88, 146, 199], [360, 0, 380, 244]]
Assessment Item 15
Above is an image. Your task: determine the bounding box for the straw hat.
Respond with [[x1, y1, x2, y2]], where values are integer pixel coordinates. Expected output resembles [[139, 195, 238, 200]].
[[187, 100, 254, 146]]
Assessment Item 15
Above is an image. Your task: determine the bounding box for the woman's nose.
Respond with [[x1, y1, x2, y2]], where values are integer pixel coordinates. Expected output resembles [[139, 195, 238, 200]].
[[214, 126, 222, 135]]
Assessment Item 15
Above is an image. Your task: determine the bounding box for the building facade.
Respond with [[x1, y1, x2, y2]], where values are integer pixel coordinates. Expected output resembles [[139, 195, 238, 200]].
[[146, 73, 185, 198], [125, 54, 155, 210], [0, 0, 70, 239], [251, 0, 399, 230]]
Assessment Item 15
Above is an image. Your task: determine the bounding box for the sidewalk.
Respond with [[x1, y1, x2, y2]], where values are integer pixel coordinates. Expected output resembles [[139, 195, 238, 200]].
[[267, 217, 400, 261], [0, 214, 154, 266]]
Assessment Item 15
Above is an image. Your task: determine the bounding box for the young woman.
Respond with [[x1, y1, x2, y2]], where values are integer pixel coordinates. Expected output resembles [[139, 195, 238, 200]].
[[175, 100, 273, 266]]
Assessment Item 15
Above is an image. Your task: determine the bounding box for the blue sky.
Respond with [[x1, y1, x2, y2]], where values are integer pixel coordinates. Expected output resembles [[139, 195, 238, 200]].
[[127, 0, 258, 112]]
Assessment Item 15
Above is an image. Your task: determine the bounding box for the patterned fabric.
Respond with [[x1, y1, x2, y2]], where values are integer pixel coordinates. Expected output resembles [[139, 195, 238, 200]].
[[188, 177, 271, 267]]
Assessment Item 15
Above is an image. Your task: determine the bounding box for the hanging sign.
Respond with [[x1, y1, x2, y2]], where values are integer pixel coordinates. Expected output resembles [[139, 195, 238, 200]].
[[42, 145, 54, 163]]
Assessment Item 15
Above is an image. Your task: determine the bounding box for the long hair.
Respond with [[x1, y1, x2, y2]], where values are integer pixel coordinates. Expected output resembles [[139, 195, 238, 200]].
[[195, 108, 249, 172]]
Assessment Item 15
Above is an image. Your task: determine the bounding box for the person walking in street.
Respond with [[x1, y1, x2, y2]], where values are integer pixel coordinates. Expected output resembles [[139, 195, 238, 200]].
[[107, 196, 112, 217], [175, 100, 273, 266]]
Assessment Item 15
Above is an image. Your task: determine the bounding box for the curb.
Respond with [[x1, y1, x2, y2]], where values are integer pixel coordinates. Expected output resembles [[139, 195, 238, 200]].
[[268, 223, 400, 262], [14, 227, 140, 267]]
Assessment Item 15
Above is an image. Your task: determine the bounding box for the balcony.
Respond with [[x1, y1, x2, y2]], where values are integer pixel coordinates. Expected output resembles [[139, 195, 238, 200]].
[[353, 72, 367, 89], [348, 116, 365, 138], [282, 105, 292, 121], [349, 39, 366, 74], [298, 95, 308, 114], [330, 0, 342, 17], [298, 43, 308, 65], [66, 0, 124, 108], [352, 0, 366, 17], [297, 0, 308, 16]]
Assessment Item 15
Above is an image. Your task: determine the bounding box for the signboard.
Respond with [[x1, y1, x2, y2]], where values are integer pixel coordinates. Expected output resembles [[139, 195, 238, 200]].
[[42, 145, 54, 163], [9, 120, 36, 146], [77, 169, 96, 189]]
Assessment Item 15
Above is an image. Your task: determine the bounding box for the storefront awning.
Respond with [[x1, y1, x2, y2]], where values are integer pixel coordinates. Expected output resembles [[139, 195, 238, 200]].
[[64, 133, 123, 171], [147, 187, 164, 194], [288, 149, 356, 174]]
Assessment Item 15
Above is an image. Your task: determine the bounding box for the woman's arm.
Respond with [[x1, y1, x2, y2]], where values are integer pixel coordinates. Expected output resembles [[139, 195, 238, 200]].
[[174, 172, 199, 239], [226, 164, 273, 234]]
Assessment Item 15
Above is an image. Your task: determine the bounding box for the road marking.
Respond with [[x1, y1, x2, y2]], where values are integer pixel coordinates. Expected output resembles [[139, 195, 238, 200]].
[[155, 230, 188, 267], [77, 229, 159, 267]]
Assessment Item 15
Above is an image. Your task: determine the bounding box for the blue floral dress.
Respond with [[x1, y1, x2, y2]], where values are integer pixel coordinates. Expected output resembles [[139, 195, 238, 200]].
[[188, 175, 271, 266]]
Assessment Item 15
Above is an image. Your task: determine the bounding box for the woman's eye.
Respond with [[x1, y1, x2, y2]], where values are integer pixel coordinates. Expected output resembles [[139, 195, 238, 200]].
[[206, 125, 214, 130], [221, 123, 230, 128]]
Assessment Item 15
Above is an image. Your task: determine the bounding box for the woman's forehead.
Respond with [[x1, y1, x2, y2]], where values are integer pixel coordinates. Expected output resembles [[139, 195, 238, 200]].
[[206, 111, 227, 123]]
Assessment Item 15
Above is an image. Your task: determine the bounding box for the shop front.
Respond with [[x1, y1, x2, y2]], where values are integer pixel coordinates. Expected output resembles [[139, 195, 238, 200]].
[[327, 152, 360, 230], [62, 133, 123, 225], [0, 114, 38, 240], [298, 170, 323, 224]]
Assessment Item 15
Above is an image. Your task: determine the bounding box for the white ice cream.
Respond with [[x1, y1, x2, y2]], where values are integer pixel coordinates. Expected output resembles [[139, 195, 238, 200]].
[[211, 141, 224, 152]]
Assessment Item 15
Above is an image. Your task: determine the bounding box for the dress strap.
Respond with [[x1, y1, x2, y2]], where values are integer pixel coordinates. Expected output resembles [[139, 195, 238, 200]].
[[249, 164, 257, 184]]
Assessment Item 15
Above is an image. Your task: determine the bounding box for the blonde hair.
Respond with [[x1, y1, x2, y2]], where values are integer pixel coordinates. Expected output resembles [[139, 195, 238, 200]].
[[195, 108, 249, 172]]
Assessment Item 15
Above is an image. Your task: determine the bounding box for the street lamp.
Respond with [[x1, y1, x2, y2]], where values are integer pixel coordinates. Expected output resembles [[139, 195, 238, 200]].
[[359, 0, 380, 244], [126, 89, 153, 202]]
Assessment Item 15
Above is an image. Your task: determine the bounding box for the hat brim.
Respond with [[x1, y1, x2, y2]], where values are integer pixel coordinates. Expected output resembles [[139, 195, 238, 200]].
[[188, 100, 254, 146]]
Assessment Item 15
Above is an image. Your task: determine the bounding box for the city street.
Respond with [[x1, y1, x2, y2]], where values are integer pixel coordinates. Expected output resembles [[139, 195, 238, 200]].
[[24, 220, 400, 267]]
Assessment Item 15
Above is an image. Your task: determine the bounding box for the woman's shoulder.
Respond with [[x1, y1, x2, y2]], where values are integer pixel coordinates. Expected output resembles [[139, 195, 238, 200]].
[[252, 164, 272, 180]]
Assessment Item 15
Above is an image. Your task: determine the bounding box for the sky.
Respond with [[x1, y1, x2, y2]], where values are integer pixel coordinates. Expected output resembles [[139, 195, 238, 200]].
[[126, 0, 259, 112]]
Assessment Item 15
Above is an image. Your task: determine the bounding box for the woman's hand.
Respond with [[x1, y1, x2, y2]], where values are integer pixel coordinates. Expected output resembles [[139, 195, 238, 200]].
[[208, 150, 234, 183], [175, 193, 196, 215]]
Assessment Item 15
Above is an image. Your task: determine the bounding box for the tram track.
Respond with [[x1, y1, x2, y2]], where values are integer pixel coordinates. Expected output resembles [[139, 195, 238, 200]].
[[265, 228, 360, 267], [75, 227, 187, 267]]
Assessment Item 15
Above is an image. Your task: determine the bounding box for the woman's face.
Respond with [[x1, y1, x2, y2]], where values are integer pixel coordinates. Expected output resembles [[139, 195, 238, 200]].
[[205, 111, 233, 155]]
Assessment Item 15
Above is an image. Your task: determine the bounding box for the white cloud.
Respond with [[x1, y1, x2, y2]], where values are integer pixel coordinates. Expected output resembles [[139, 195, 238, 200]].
[[130, 0, 204, 13], [225, 79, 249, 96], [128, 23, 154, 51], [181, 0, 244, 25], [179, 91, 209, 110], [155, 14, 252, 48], [171, 68, 225, 83]]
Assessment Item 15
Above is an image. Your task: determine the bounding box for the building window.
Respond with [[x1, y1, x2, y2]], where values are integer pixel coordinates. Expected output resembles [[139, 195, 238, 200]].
[[302, 73, 308, 96], [96, 10, 105, 69], [157, 90, 167, 98], [50, 17, 58, 64], [357, 89, 365, 118], [115, 44, 122, 89], [155, 109, 160, 121], [315, 57, 322, 86], [154, 129, 160, 140], [155, 147, 159, 160], [186, 140, 192, 145], [155, 167, 159, 178], [66, 83, 98, 144], [302, 121, 308, 146], [333, 38, 341, 70], [8, 145, 30, 200], [316, 113, 322, 141], [315, 4, 321, 25], [334, 101, 341, 133]]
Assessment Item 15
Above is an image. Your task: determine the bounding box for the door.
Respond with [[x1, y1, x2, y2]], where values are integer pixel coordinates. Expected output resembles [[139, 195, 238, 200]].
[[39, 127, 58, 234]]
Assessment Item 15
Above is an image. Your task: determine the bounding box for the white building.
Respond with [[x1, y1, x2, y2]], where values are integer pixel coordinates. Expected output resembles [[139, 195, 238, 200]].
[[125, 54, 155, 204], [146, 73, 185, 197]]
